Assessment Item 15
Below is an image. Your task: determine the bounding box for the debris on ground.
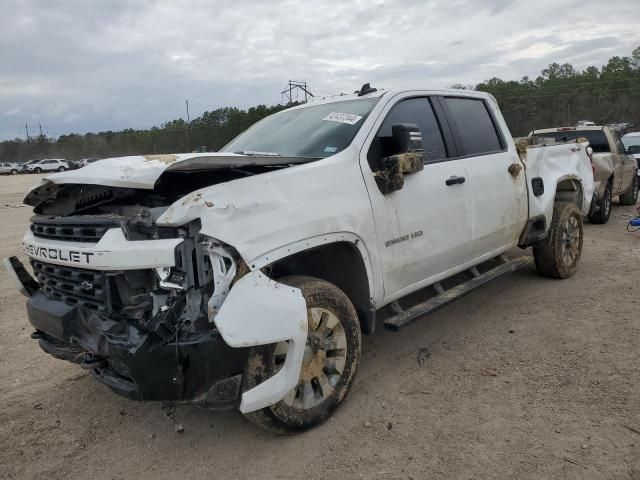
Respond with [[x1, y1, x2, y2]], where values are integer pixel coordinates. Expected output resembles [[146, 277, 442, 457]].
[[417, 348, 431, 366]]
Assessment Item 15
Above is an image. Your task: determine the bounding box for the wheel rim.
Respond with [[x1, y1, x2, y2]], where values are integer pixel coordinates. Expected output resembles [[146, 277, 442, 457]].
[[603, 189, 611, 217], [561, 215, 580, 266], [274, 307, 347, 410]]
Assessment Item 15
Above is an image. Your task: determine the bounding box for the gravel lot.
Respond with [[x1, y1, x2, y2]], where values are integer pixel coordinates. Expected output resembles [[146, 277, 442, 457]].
[[1, 173, 639, 479]]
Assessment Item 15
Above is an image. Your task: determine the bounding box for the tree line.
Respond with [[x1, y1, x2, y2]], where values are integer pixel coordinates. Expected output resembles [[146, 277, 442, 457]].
[[1, 47, 638, 162], [472, 46, 640, 136]]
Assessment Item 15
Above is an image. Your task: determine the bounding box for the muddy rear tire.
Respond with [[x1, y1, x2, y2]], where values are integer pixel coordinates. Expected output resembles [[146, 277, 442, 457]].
[[241, 275, 361, 435], [533, 202, 583, 279], [619, 175, 638, 206], [588, 183, 612, 224]]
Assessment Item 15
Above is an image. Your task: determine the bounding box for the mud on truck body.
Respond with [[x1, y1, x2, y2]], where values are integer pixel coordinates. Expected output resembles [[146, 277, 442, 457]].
[[6, 87, 594, 433]]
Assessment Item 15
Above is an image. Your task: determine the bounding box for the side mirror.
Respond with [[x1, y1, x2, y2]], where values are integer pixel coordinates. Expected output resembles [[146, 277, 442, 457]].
[[627, 145, 640, 155], [392, 123, 424, 154], [375, 123, 426, 194]]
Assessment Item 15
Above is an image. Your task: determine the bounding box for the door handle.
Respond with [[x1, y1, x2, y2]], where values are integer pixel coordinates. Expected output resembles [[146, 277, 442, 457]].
[[446, 175, 466, 186]]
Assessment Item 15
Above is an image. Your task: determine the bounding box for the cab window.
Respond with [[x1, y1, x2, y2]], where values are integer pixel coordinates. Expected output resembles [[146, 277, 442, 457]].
[[367, 97, 447, 170], [443, 97, 504, 156]]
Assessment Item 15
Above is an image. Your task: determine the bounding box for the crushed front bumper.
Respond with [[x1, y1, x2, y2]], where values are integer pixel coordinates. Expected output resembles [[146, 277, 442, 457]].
[[8, 214, 309, 414], [26, 289, 248, 408]]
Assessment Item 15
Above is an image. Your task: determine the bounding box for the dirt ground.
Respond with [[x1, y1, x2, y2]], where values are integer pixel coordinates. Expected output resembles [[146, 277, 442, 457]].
[[0, 173, 638, 480]]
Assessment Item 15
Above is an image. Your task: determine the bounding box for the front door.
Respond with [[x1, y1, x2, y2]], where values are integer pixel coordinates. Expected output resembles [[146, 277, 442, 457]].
[[361, 96, 473, 302]]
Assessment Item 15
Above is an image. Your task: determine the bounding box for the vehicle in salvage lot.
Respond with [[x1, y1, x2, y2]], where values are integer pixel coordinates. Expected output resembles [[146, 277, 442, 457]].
[[20, 159, 41, 173], [5, 87, 594, 433], [0, 162, 20, 175], [622, 132, 640, 169], [23, 158, 70, 174], [530, 126, 638, 224]]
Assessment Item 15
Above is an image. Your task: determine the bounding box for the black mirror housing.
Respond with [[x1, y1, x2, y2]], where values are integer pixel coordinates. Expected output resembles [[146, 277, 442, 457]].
[[392, 123, 424, 154]]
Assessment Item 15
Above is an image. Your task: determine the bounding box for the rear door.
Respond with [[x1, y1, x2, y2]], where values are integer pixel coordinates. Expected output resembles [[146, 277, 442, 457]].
[[360, 95, 473, 301], [441, 96, 528, 260], [42, 160, 56, 171]]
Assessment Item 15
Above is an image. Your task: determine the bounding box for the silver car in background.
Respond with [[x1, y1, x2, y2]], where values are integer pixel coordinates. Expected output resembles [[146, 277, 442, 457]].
[[0, 162, 20, 175]]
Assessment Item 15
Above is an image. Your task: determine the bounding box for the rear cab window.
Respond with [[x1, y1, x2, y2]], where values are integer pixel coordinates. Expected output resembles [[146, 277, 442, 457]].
[[442, 97, 505, 156], [531, 130, 610, 153]]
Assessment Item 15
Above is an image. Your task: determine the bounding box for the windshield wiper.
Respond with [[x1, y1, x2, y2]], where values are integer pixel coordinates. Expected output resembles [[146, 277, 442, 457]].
[[235, 150, 281, 157]]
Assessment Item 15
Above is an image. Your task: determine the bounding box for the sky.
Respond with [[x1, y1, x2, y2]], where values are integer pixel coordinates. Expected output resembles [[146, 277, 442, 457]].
[[0, 0, 638, 140]]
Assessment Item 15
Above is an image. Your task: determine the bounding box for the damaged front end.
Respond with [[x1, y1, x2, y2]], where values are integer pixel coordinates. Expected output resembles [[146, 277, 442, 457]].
[[9, 164, 308, 412]]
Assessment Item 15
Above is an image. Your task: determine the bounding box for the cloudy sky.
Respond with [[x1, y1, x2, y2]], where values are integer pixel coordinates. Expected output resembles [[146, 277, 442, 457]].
[[1, 0, 637, 140]]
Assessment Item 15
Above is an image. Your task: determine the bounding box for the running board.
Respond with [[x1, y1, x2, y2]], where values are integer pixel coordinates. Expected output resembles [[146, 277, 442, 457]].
[[384, 256, 532, 332]]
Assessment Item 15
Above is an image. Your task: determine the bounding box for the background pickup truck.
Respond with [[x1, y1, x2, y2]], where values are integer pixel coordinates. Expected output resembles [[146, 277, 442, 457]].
[[530, 126, 638, 223], [6, 87, 593, 434]]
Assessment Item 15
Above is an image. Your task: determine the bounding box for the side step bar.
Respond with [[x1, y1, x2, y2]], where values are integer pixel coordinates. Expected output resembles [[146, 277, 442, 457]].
[[384, 255, 532, 332]]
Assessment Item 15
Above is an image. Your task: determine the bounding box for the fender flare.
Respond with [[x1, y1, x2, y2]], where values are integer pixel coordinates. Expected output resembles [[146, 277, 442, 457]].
[[245, 232, 380, 308]]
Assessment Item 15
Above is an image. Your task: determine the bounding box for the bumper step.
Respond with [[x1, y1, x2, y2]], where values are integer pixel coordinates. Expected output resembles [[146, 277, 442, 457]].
[[384, 255, 532, 332]]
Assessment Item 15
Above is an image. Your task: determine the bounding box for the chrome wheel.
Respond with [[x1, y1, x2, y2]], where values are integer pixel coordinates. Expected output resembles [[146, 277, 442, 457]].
[[274, 307, 347, 410], [561, 215, 580, 266]]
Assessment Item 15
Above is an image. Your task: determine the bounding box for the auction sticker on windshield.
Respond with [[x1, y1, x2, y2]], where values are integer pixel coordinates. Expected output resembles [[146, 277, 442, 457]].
[[323, 112, 363, 125]]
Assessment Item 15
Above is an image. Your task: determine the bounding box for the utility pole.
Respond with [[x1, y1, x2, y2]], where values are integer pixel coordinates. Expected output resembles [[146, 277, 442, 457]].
[[185, 99, 192, 152], [25, 123, 30, 143], [39, 123, 43, 139]]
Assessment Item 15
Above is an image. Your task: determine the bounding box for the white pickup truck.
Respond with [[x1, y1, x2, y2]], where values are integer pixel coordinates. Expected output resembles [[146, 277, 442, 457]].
[[5, 86, 594, 434]]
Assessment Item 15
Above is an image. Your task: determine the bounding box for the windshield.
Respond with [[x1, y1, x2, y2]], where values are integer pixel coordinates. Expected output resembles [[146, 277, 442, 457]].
[[532, 130, 610, 153], [622, 135, 640, 149], [222, 98, 379, 158]]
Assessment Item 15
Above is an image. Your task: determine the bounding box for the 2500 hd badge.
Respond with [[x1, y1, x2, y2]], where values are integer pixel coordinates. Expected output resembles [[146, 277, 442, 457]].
[[22, 242, 94, 264]]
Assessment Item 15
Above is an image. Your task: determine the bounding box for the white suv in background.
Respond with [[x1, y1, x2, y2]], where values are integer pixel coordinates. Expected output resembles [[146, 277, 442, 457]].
[[24, 159, 69, 173]]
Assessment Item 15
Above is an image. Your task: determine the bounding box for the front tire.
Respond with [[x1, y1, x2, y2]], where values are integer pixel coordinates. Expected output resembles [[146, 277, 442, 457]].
[[587, 183, 612, 224], [534, 202, 584, 279], [34, 167, 42, 174], [242, 276, 362, 434], [57, 166, 66, 172], [619, 175, 638, 205]]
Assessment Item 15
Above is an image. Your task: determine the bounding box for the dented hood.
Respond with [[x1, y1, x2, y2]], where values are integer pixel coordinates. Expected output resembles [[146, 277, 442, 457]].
[[24, 152, 315, 201]]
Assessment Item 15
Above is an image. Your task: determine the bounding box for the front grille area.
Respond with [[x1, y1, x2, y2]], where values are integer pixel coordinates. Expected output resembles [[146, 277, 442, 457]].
[[30, 219, 116, 243], [31, 261, 107, 311]]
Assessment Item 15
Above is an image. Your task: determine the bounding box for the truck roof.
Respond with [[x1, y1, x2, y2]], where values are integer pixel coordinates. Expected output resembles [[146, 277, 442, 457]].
[[290, 88, 496, 110]]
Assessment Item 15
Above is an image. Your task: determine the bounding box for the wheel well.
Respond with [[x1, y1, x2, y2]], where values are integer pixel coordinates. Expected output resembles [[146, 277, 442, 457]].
[[555, 178, 584, 210], [268, 242, 375, 334]]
